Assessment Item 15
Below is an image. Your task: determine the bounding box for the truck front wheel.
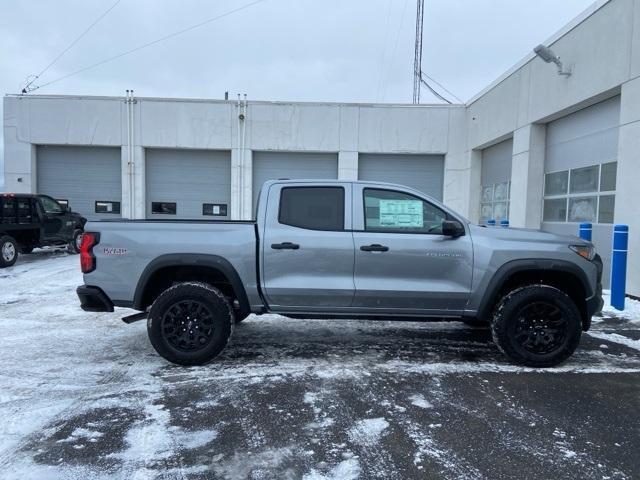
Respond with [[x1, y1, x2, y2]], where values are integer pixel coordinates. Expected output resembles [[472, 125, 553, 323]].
[[0, 235, 18, 268], [147, 282, 234, 365], [68, 229, 83, 254], [491, 285, 582, 368]]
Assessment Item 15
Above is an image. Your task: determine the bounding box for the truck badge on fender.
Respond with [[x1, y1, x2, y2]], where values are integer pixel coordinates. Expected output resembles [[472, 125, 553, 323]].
[[103, 247, 127, 256]]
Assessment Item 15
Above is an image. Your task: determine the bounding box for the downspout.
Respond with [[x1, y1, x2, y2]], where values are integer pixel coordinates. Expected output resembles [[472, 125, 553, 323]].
[[127, 90, 136, 218], [236, 94, 242, 220], [125, 90, 132, 218], [241, 94, 247, 219]]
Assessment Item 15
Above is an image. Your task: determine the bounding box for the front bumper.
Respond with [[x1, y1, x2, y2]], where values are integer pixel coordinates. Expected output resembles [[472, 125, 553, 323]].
[[583, 254, 604, 330], [77, 285, 114, 312]]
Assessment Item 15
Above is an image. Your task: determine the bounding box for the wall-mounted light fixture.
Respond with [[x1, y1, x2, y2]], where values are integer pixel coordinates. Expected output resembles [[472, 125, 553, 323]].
[[533, 44, 572, 76]]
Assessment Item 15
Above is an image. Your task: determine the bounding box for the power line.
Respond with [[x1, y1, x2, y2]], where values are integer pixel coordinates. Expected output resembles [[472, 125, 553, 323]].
[[375, 0, 394, 102], [380, 0, 410, 101], [420, 74, 451, 104], [421, 72, 462, 103], [411, 0, 461, 104], [22, 0, 122, 93], [29, 0, 268, 92]]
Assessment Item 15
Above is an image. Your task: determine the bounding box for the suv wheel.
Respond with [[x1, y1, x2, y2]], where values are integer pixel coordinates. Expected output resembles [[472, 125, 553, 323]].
[[0, 235, 18, 268], [491, 285, 582, 368], [68, 229, 83, 254], [147, 282, 234, 365]]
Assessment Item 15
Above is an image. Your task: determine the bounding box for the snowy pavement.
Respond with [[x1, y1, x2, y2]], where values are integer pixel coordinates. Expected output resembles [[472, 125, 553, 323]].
[[1, 252, 639, 479]]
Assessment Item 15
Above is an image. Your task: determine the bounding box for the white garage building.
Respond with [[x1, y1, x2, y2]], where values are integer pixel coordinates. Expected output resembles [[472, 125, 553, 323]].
[[3, 0, 640, 296]]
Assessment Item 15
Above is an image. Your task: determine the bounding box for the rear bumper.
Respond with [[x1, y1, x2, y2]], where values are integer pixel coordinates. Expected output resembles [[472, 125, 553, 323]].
[[77, 285, 114, 312]]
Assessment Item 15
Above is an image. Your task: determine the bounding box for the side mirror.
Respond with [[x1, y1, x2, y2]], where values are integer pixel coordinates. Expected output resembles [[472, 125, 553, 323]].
[[442, 220, 464, 237], [60, 204, 68, 213]]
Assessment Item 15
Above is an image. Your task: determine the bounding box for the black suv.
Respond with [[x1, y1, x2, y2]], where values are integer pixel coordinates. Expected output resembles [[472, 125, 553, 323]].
[[0, 193, 87, 267]]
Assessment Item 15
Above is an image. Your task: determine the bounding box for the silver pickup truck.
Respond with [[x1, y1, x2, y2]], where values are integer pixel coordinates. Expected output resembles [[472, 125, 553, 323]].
[[77, 180, 603, 368]]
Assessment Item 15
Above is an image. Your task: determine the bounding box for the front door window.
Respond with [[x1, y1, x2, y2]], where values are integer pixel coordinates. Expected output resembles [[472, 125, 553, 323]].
[[363, 188, 448, 234]]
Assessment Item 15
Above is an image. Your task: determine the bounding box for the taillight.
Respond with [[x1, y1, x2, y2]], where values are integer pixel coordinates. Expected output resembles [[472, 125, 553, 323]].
[[80, 232, 100, 273]]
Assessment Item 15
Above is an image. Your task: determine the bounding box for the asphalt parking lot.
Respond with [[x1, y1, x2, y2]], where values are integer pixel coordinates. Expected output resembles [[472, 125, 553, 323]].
[[1, 251, 639, 479]]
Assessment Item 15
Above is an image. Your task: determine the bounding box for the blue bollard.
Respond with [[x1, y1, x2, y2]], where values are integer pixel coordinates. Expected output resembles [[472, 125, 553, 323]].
[[500, 219, 509, 228], [579, 222, 592, 241], [487, 219, 496, 226], [611, 224, 628, 311]]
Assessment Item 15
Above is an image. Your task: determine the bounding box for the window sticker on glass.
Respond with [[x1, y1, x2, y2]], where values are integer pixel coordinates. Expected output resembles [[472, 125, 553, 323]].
[[379, 199, 424, 228]]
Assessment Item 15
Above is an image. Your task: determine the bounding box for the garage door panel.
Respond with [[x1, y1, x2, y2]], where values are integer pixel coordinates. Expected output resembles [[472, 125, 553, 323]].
[[545, 128, 618, 172], [36, 145, 122, 221], [145, 149, 231, 219], [358, 153, 444, 200], [481, 139, 512, 186], [252, 152, 338, 209], [546, 96, 620, 172]]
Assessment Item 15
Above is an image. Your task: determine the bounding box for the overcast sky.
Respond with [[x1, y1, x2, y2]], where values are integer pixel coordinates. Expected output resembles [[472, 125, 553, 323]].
[[1, 0, 597, 189]]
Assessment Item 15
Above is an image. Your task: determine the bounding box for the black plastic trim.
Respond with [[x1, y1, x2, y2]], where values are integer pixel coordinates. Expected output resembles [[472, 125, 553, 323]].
[[476, 258, 596, 325], [113, 300, 134, 308], [132, 254, 251, 316], [77, 285, 114, 312]]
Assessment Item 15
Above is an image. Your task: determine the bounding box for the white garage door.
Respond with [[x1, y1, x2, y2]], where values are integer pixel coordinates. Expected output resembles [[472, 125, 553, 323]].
[[146, 149, 231, 219], [36, 145, 122, 220], [252, 151, 338, 209], [358, 153, 445, 200], [542, 96, 621, 287]]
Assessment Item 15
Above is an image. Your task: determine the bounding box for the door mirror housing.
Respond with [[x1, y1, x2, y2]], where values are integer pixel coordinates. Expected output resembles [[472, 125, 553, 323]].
[[442, 220, 464, 237], [59, 204, 68, 213]]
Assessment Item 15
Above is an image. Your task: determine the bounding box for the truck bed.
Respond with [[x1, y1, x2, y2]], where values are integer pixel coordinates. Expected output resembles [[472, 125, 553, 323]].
[[84, 219, 260, 308]]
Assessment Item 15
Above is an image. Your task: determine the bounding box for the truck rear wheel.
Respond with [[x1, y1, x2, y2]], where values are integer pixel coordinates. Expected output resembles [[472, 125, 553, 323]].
[[0, 235, 18, 268], [147, 282, 234, 365], [491, 285, 582, 368]]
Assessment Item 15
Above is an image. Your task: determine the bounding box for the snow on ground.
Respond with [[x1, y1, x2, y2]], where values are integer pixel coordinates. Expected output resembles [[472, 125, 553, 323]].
[[1, 251, 639, 479], [598, 290, 640, 323]]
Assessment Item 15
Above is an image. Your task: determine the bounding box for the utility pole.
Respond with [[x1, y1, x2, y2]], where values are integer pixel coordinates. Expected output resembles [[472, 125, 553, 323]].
[[413, 0, 425, 104]]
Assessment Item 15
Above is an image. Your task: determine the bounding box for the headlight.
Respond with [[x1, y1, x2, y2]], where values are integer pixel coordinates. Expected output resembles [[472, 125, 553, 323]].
[[569, 244, 596, 261]]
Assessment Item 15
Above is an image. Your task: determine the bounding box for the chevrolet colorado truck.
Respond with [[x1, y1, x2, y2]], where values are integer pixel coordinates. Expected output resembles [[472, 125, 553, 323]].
[[77, 180, 603, 368]]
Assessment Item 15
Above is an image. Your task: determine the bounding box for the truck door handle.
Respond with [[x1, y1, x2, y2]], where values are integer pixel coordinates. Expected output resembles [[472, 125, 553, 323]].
[[271, 242, 300, 250], [360, 244, 389, 252]]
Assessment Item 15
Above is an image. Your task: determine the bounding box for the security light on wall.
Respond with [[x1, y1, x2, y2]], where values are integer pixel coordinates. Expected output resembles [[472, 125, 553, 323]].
[[533, 45, 572, 76]]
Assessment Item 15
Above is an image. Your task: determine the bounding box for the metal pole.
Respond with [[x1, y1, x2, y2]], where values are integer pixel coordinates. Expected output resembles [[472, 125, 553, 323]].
[[579, 222, 592, 241], [611, 224, 628, 310]]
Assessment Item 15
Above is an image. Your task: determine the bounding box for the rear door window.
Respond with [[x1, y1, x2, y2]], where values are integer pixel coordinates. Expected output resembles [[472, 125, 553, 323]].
[[279, 187, 345, 231]]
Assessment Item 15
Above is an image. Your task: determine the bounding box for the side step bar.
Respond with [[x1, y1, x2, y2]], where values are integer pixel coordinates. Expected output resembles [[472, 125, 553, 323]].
[[122, 311, 148, 324]]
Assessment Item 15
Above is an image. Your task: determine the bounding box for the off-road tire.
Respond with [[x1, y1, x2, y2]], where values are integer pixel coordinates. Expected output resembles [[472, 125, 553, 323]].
[[0, 235, 19, 268], [491, 284, 582, 368], [68, 229, 83, 254], [147, 282, 234, 365]]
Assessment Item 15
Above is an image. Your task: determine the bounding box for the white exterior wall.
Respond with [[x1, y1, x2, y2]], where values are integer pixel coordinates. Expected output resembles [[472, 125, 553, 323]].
[[3, 95, 464, 221], [3, 0, 640, 295]]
